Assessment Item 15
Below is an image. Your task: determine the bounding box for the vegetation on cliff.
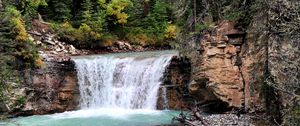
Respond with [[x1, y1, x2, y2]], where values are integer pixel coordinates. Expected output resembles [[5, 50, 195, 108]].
[[0, 5, 41, 112]]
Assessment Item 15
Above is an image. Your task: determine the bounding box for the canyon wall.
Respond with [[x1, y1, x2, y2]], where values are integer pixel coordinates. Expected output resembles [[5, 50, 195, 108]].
[[18, 60, 79, 116], [175, 0, 299, 124]]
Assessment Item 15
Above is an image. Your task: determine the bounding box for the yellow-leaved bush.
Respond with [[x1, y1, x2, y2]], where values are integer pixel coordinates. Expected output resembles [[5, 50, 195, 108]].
[[12, 18, 28, 42], [35, 58, 44, 68], [164, 24, 177, 40], [77, 23, 102, 42], [7, 7, 28, 42], [99, 0, 132, 25], [6, 6, 42, 67], [58, 22, 102, 45], [127, 34, 155, 46]]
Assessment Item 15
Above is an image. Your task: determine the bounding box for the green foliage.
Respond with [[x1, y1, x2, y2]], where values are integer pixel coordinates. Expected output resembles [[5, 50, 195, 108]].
[[284, 103, 300, 125], [56, 22, 78, 41], [15, 96, 26, 107], [4, 6, 40, 67], [0, 55, 17, 103], [56, 22, 103, 48], [0, 5, 41, 109], [81, 0, 93, 23], [195, 23, 209, 33], [125, 0, 171, 46], [208, 0, 264, 29], [44, 0, 72, 21], [6, 7, 28, 42], [77, 23, 102, 42], [224, 11, 244, 20], [3, 0, 178, 49], [99, 34, 118, 47], [102, 0, 132, 25], [10, 0, 48, 21], [144, 0, 168, 34], [24, 0, 47, 21], [90, 11, 107, 33]]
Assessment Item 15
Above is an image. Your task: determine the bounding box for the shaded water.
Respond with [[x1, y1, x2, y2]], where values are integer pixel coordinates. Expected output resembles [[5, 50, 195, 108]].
[[1, 50, 179, 126], [2, 109, 180, 126]]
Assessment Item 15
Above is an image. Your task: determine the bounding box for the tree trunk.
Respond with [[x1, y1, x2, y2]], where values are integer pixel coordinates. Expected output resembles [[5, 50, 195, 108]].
[[193, 0, 196, 31]]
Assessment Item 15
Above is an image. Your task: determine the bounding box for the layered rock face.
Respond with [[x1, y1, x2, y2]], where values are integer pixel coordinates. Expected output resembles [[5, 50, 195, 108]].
[[197, 21, 246, 107], [20, 60, 79, 115], [156, 21, 249, 111], [180, 21, 246, 109]]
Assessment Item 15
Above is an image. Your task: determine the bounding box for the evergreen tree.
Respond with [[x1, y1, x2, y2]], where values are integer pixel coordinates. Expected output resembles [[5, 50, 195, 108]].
[[81, 0, 93, 23], [46, 0, 72, 21], [0, 7, 19, 103], [144, 0, 168, 35]]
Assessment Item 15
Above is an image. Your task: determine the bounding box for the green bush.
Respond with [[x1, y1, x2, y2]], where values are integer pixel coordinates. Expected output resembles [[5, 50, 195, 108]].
[[57, 22, 78, 42], [4, 6, 40, 67], [15, 96, 26, 107], [224, 11, 244, 20], [56, 22, 104, 48]]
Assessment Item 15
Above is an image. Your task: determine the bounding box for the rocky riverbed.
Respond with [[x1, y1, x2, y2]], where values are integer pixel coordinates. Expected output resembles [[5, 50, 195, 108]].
[[170, 113, 267, 126]]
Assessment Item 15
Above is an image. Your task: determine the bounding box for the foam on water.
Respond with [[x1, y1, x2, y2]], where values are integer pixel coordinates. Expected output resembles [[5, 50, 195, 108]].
[[49, 108, 162, 119]]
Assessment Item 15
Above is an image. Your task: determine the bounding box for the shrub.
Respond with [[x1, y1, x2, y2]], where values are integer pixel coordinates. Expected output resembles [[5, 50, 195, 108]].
[[35, 58, 44, 68], [11, 18, 28, 42], [56, 22, 104, 48], [127, 33, 154, 46], [224, 11, 244, 20], [24, 0, 48, 20], [165, 24, 178, 40], [15, 96, 26, 107], [77, 23, 102, 43], [5, 6, 40, 67], [99, 34, 118, 47], [57, 22, 78, 41], [6, 6, 28, 42]]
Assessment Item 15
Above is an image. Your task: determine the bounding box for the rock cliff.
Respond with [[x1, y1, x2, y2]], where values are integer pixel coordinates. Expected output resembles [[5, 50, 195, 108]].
[[16, 59, 79, 116]]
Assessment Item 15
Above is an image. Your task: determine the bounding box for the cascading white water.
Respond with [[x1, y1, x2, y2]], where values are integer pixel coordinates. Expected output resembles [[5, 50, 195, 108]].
[[161, 86, 169, 109], [72, 51, 177, 110]]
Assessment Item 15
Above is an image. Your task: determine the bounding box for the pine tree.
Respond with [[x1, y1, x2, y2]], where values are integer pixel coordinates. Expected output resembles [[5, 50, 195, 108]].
[[144, 0, 168, 35], [47, 0, 72, 21], [81, 0, 93, 24], [0, 7, 18, 103]]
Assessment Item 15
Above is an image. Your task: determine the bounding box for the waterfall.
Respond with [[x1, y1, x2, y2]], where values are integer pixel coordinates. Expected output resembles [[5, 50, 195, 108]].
[[72, 51, 176, 110], [161, 87, 169, 109]]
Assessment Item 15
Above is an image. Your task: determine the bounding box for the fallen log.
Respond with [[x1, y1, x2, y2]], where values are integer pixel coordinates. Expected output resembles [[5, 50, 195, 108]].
[[173, 109, 209, 126]]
